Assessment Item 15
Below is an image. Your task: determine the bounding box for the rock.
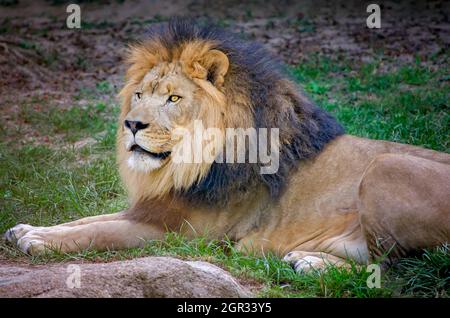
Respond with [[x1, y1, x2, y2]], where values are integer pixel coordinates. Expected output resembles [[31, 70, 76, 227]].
[[0, 257, 253, 298]]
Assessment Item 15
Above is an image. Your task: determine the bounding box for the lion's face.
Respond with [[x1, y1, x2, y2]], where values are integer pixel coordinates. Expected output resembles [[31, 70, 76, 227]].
[[122, 62, 201, 172], [118, 41, 236, 198]]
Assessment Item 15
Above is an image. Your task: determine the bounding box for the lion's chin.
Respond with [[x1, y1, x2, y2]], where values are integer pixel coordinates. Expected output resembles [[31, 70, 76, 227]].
[[127, 152, 164, 173]]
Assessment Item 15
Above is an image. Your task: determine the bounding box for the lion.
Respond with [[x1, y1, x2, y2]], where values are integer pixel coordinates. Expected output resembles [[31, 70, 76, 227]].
[[4, 19, 450, 272]]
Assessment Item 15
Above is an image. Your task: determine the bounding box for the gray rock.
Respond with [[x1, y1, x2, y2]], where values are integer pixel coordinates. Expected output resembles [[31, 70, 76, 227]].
[[0, 257, 253, 298]]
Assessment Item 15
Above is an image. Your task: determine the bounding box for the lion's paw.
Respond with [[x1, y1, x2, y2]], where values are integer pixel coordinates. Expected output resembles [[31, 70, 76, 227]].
[[283, 251, 326, 273], [16, 232, 48, 255], [4, 225, 52, 255], [4, 224, 39, 243]]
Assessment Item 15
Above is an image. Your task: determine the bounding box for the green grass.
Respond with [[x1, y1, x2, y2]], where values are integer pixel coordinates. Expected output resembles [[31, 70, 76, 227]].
[[12, 101, 118, 144], [1, 55, 449, 297], [0, 99, 123, 231], [292, 55, 449, 152], [391, 244, 450, 297]]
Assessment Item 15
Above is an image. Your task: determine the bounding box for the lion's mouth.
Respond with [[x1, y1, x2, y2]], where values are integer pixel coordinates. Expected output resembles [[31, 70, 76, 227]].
[[130, 144, 171, 160]]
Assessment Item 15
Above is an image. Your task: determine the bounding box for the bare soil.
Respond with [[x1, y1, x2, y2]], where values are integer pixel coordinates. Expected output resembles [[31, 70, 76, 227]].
[[1, 0, 448, 99]]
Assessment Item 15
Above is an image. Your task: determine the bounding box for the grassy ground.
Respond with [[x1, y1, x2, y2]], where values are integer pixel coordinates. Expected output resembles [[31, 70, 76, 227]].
[[1, 56, 449, 298]]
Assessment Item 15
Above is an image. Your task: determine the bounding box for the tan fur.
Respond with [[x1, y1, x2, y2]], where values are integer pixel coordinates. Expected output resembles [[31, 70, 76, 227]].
[[5, 39, 449, 271]]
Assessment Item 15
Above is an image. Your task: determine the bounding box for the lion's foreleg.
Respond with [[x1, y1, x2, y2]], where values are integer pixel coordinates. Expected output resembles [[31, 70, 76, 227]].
[[4, 216, 163, 255], [53, 212, 128, 227], [4, 212, 127, 243]]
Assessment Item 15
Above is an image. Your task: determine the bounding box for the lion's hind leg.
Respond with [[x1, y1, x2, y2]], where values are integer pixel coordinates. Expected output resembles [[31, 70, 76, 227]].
[[358, 153, 450, 264]]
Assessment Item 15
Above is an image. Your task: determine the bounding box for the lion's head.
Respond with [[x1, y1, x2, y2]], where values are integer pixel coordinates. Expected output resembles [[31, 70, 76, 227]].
[[117, 19, 344, 206]]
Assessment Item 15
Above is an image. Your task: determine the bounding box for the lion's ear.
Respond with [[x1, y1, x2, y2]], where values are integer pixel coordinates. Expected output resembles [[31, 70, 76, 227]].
[[197, 49, 229, 88]]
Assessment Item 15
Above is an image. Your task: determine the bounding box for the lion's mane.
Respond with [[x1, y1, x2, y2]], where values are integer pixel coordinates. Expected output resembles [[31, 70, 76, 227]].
[[118, 18, 344, 209]]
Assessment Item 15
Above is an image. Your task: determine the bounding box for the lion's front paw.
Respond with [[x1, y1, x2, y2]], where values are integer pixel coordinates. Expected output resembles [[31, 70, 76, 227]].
[[4, 225, 52, 255], [4, 224, 40, 243], [284, 252, 326, 273]]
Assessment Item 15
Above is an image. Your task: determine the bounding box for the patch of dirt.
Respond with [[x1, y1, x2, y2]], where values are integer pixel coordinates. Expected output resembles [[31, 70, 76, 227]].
[[1, 0, 448, 98]]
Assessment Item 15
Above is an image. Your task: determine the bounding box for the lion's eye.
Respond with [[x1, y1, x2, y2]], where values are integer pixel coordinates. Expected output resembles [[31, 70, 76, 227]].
[[168, 95, 181, 103], [135, 92, 142, 99]]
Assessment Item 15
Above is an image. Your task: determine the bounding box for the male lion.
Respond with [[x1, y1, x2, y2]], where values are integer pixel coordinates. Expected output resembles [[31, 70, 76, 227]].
[[5, 20, 449, 271]]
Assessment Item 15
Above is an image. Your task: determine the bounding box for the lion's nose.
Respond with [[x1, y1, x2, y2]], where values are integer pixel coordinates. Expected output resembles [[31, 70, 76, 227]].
[[124, 120, 149, 135]]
